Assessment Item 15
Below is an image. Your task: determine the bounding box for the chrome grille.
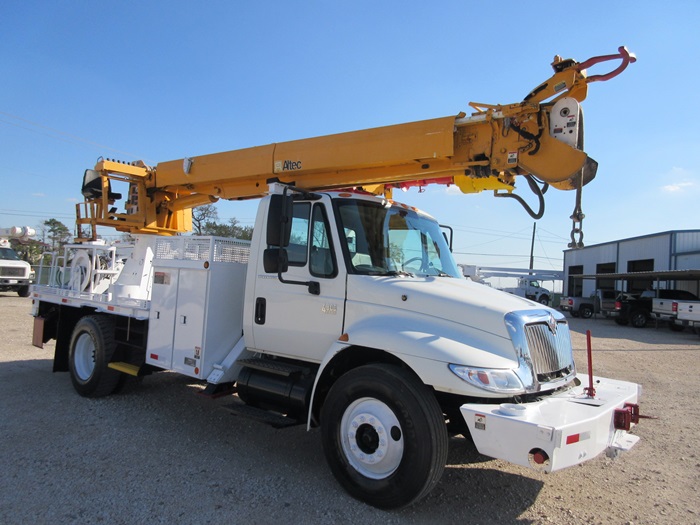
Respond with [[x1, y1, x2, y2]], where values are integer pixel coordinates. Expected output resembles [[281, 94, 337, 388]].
[[524, 321, 573, 376], [0, 266, 25, 278], [505, 310, 575, 393]]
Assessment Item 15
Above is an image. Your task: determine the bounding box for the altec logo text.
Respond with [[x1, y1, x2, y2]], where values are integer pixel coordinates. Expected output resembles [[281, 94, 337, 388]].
[[283, 160, 302, 171]]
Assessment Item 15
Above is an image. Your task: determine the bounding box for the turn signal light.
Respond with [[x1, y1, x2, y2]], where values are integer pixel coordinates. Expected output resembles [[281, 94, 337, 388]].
[[614, 403, 640, 431]]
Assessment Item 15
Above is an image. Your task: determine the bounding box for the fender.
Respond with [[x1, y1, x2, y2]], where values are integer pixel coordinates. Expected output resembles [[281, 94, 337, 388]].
[[306, 313, 519, 429]]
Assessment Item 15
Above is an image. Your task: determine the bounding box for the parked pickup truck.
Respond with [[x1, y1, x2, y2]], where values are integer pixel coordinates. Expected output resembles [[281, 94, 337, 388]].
[[616, 289, 698, 328], [658, 298, 700, 333], [559, 290, 617, 319]]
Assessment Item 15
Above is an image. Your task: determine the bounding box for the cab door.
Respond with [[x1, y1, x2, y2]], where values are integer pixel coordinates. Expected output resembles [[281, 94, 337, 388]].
[[251, 200, 346, 362]]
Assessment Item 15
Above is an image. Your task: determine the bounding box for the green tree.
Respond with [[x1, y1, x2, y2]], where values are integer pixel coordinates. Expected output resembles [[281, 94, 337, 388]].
[[201, 217, 253, 240], [43, 219, 71, 251], [192, 203, 219, 235], [10, 238, 45, 265]]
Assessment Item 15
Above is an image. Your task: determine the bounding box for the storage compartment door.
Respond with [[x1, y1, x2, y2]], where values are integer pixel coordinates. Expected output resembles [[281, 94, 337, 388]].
[[171, 269, 209, 376], [146, 269, 178, 369]]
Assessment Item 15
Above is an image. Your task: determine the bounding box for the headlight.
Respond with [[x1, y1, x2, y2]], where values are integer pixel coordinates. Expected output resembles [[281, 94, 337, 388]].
[[448, 364, 525, 394]]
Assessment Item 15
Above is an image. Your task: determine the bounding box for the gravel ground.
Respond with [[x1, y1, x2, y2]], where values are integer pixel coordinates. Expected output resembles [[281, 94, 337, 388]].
[[1, 293, 699, 524]]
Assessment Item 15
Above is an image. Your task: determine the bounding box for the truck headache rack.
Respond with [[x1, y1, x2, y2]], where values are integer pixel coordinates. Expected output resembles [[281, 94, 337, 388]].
[[154, 237, 251, 264]]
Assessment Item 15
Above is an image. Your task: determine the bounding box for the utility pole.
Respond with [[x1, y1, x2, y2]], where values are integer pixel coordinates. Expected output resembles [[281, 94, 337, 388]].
[[529, 222, 536, 273]]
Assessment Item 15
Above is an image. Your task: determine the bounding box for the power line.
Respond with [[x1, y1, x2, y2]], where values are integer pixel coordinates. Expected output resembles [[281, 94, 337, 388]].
[[453, 250, 562, 261], [0, 111, 151, 162], [451, 225, 567, 246], [0, 209, 75, 219]]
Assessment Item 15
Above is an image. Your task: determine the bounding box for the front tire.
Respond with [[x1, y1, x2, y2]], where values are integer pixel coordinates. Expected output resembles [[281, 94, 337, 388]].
[[321, 363, 448, 509], [68, 315, 122, 397], [17, 285, 30, 297]]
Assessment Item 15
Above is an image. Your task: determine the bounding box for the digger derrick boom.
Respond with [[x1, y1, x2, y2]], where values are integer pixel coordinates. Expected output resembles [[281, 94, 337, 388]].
[[75, 47, 634, 241]]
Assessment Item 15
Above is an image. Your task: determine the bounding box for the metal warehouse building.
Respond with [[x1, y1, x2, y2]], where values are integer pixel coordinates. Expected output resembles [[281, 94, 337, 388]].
[[562, 230, 700, 297]]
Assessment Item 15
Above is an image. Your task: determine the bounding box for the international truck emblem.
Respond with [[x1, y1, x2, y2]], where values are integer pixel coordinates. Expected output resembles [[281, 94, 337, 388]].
[[547, 313, 558, 335]]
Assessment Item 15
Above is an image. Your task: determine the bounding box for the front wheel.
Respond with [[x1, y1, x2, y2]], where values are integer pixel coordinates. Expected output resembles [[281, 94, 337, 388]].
[[69, 315, 123, 397], [17, 285, 30, 297], [538, 295, 549, 305], [321, 363, 448, 509]]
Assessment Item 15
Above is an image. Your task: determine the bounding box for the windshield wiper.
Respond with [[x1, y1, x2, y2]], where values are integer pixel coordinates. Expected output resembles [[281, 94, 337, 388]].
[[386, 270, 415, 278]]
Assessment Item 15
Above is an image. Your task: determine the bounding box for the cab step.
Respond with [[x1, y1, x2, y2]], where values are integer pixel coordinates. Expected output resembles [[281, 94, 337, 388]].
[[223, 402, 300, 429], [237, 357, 310, 377], [108, 361, 141, 376]]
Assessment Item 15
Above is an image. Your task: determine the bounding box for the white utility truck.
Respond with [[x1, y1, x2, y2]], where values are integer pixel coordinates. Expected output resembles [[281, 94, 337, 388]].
[[0, 226, 35, 297], [31, 47, 640, 509], [503, 278, 552, 305]]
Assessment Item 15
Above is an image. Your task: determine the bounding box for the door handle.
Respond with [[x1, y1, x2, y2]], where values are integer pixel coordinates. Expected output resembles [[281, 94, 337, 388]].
[[255, 297, 266, 325]]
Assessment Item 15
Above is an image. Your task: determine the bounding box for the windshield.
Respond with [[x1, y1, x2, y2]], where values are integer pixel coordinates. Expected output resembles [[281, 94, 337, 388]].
[[0, 247, 21, 261], [335, 199, 460, 278]]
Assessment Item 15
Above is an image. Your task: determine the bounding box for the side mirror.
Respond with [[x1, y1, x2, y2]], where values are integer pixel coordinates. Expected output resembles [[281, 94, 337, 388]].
[[266, 194, 293, 247], [263, 248, 289, 274]]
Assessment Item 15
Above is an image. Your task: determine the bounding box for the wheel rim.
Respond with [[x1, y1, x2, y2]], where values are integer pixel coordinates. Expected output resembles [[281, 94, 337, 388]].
[[73, 332, 96, 381], [340, 397, 404, 479], [632, 314, 646, 327]]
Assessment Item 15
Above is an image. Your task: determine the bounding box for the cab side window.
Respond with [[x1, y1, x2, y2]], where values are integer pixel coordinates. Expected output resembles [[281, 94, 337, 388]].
[[287, 203, 310, 266], [309, 204, 337, 278]]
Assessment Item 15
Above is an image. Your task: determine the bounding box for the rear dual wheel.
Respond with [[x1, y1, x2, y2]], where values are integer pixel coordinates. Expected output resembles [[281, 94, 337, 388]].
[[69, 315, 123, 397], [321, 363, 448, 509]]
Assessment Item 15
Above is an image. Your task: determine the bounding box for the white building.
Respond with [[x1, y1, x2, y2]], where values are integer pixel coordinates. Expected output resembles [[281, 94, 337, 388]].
[[562, 230, 700, 297]]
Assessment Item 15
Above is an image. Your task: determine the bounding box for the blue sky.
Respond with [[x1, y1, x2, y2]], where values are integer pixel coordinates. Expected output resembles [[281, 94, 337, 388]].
[[2, 1, 698, 279]]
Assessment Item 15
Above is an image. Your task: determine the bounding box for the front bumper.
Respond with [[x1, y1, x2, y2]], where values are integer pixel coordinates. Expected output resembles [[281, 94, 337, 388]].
[[460, 374, 640, 472], [0, 278, 31, 290]]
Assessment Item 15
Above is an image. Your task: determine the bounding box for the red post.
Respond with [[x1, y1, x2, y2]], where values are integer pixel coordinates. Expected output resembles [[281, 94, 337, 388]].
[[584, 329, 596, 398]]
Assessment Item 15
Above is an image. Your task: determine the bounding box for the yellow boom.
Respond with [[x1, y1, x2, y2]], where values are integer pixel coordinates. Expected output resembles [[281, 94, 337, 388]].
[[76, 47, 635, 244]]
